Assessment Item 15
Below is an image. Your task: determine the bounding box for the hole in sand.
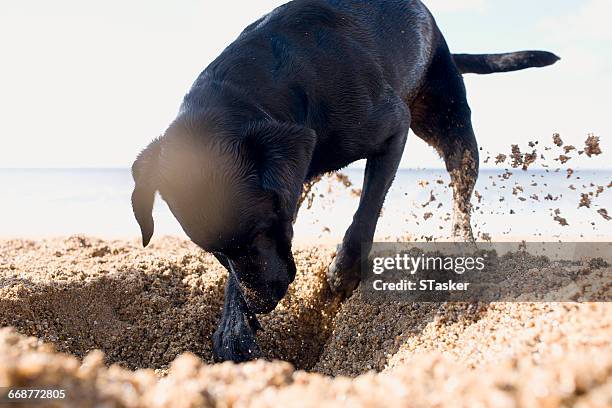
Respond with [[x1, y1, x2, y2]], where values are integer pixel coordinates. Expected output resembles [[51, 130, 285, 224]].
[[0, 237, 342, 372]]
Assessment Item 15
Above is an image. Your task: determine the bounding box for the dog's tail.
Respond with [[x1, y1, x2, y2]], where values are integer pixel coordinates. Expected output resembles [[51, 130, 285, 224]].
[[453, 51, 560, 75]]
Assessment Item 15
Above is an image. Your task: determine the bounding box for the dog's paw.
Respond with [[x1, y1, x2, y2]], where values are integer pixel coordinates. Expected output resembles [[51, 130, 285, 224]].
[[326, 254, 361, 298], [212, 311, 262, 363]]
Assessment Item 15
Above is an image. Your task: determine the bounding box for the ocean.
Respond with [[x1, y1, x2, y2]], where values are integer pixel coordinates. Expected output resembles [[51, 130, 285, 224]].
[[0, 168, 610, 243]]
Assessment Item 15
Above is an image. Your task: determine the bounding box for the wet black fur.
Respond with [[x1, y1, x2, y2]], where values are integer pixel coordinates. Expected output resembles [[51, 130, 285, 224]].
[[132, 0, 558, 362]]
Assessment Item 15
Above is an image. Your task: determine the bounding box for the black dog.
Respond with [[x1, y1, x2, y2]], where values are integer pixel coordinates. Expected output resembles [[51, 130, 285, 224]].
[[131, 0, 558, 362]]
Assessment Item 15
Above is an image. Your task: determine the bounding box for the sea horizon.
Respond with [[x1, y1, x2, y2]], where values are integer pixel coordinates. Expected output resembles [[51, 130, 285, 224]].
[[1, 167, 610, 242]]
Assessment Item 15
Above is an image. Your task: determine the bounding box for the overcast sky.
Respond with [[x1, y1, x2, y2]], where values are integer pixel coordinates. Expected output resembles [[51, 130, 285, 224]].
[[1, 0, 610, 169]]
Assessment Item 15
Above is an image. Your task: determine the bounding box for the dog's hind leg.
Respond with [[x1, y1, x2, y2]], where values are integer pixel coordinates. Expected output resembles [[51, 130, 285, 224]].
[[411, 40, 479, 241], [327, 99, 411, 297]]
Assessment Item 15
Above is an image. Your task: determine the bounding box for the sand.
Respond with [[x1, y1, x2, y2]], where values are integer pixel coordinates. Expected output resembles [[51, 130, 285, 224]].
[[1, 236, 611, 407]]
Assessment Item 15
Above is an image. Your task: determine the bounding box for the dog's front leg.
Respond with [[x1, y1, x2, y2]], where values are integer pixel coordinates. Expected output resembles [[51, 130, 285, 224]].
[[212, 273, 263, 362], [327, 116, 410, 297]]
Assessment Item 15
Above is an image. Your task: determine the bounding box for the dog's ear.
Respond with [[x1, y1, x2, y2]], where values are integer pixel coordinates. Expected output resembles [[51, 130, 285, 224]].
[[244, 122, 316, 218], [131, 138, 161, 247]]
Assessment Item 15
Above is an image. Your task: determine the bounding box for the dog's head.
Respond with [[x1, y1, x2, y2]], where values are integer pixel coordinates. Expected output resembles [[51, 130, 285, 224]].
[[131, 117, 316, 313]]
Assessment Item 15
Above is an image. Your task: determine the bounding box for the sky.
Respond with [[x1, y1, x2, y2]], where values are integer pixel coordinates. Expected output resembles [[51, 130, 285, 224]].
[[0, 0, 610, 169]]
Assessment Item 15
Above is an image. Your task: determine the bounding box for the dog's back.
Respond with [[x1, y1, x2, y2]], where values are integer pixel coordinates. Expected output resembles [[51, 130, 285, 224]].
[[188, 0, 436, 117]]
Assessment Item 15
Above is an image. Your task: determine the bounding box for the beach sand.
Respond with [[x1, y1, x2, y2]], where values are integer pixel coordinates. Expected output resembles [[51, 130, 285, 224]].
[[1, 236, 611, 407]]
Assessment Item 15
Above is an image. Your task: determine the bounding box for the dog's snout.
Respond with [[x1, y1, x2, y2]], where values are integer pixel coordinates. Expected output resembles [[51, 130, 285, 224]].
[[242, 291, 280, 314], [239, 279, 288, 314], [272, 280, 288, 300], [226, 247, 293, 314]]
